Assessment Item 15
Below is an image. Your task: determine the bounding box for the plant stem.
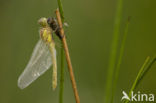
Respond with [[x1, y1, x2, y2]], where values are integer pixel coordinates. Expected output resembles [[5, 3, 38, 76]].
[[59, 48, 64, 103], [111, 17, 130, 103], [104, 0, 123, 102], [55, 9, 80, 103], [56, 0, 65, 103], [137, 55, 156, 86], [124, 55, 156, 103], [57, 0, 64, 23]]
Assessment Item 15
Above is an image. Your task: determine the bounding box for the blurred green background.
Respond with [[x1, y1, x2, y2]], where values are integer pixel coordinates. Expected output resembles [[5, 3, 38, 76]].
[[0, 0, 156, 103]]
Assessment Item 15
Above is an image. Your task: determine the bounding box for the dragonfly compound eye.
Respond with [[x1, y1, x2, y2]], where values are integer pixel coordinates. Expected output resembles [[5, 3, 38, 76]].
[[47, 17, 52, 24]]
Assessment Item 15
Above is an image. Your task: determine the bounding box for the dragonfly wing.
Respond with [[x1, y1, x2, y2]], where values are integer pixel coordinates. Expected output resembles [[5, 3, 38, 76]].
[[18, 39, 56, 89]]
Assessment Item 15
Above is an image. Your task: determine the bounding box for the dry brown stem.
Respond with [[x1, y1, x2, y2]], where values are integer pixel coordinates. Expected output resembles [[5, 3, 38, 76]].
[[55, 9, 80, 103]]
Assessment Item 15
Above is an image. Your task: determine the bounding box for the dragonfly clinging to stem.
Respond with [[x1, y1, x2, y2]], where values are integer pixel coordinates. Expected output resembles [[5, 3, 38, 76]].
[[18, 17, 57, 90]]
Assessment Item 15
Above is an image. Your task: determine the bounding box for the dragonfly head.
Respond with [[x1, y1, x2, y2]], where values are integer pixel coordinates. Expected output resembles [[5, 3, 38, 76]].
[[38, 17, 48, 27]]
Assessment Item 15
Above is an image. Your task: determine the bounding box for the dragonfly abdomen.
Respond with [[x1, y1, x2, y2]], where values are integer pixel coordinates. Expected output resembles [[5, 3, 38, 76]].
[[49, 43, 57, 90]]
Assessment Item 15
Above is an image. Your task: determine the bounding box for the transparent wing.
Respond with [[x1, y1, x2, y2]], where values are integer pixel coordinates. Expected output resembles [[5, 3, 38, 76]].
[[18, 39, 56, 89]]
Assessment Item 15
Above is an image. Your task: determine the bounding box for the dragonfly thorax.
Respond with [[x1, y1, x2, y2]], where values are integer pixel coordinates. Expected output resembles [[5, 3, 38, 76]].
[[40, 27, 53, 44]]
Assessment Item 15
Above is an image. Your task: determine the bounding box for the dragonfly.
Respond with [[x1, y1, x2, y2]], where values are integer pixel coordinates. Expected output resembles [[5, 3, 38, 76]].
[[18, 17, 57, 90]]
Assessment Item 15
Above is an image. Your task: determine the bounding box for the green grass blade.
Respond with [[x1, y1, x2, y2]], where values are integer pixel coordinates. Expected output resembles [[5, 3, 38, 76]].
[[56, 0, 65, 103], [111, 17, 131, 103], [124, 56, 150, 103], [59, 49, 65, 103], [137, 55, 156, 86], [57, 0, 64, 23], [124, 55, 156, 103], [104, 0, 123, 102]]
